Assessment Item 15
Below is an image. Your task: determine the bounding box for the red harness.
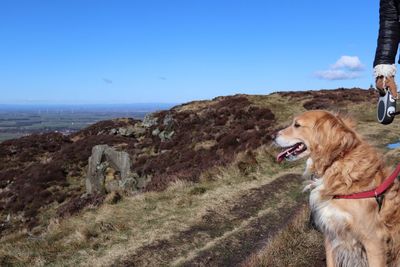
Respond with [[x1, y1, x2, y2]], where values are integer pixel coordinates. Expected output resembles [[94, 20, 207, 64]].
[[334, 163, 400, 200]]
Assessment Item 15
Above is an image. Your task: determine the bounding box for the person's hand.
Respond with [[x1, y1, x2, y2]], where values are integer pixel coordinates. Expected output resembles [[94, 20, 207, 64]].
[[376, 75, 398, 98]]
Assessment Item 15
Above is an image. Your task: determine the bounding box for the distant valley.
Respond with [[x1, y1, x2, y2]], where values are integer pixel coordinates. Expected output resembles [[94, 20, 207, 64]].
[[0, 103, 175, 142]]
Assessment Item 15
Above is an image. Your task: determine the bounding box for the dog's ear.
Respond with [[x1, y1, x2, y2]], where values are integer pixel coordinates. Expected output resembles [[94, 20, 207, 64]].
[[310, 113, 359, 173]]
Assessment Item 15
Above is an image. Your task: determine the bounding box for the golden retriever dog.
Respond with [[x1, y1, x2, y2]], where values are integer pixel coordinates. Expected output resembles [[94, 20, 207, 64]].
[[274, 110, 400, 267]]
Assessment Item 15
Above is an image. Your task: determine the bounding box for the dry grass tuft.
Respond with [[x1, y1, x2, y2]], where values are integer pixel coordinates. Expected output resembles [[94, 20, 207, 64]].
[[242, 206, 324, 267]]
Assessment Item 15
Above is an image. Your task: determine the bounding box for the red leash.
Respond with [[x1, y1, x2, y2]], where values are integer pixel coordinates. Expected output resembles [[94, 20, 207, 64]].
[[334, 163, 400, 199]]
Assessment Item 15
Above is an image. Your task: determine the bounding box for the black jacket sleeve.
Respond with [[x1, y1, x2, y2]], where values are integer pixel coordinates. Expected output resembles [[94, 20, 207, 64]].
[[374, 0, 400, 67]]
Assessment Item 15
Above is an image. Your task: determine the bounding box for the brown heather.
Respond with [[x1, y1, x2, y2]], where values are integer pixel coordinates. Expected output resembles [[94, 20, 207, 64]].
[[1, 88, 400, 266]]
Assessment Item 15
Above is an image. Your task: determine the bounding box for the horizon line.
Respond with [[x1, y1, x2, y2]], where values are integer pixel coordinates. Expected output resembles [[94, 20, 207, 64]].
[[0, 87, 371, 106], [0, 102, 179, 106]]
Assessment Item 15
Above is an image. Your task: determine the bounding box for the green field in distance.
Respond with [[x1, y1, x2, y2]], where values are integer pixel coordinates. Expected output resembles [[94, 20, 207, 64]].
[[0, 103, 175, 142]]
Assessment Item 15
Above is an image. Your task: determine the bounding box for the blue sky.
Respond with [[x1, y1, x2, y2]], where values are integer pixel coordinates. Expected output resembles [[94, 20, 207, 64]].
[[0, 0, 381, 104]]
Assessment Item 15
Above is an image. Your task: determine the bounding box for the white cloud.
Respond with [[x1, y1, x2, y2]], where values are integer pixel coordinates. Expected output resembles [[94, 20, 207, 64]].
[[331, 56, 364, 71], [314, 55, 364, 80]]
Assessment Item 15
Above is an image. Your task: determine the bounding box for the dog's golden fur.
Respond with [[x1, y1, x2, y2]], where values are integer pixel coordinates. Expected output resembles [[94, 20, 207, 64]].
[[275, 110, 400, 267]]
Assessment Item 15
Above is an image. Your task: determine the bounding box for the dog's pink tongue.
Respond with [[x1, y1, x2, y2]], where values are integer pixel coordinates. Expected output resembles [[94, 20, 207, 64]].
[[276, 147, 291, 163]]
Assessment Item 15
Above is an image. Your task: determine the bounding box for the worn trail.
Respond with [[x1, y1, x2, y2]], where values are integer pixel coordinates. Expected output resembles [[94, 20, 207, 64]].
[[112, 173, 324, 267]]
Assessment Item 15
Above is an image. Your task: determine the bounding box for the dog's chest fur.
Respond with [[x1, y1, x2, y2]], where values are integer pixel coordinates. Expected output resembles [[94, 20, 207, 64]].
[[310, 179, 368, 267], [309, 179, 350, 235]]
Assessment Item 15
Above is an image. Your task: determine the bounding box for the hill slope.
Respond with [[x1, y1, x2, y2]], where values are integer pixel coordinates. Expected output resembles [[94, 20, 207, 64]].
[[1, 88, 400, 266]]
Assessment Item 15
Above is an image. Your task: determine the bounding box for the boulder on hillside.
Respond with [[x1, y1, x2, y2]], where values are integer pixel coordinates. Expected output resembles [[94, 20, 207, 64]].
[[86, 145, 150, 194]]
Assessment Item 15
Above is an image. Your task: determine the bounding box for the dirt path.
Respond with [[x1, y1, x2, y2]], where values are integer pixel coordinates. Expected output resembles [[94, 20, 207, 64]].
[[111, 173, 324, 267], [180, 202, 307, 267]]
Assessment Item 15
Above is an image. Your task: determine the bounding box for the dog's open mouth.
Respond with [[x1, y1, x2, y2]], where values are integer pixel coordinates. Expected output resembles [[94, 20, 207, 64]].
[[276, 142, 307, 162]]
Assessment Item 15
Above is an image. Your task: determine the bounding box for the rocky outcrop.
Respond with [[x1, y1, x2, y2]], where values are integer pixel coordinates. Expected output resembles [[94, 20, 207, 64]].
[[142, 114, 158, 128], [151, 116, 175, 142], [86, 145, 149, 194], [109, 124, 147, 138]]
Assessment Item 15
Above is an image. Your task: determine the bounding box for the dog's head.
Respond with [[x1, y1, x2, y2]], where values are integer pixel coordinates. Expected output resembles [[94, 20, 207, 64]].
[[275, 110, 359, 167]]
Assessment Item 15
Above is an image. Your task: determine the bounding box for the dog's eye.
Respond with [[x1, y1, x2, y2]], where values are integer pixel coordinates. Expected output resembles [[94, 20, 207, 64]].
[[294, 122, 301, 128]]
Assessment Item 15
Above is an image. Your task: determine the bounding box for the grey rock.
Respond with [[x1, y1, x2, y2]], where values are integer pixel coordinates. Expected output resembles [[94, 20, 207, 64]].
[[163, 114, 174, 126], [152, 128, 160, 136], [166, 130, 175, 139], [158, 131, 166, 141], [119, 176, 138, 191], [118, 127, 129, 136], [110, 124, 147, 138], [142, 114, 158, 128], [86, 145, 149, 195], [86, 145, 108, 194], [159, 130, 175, 142], [118, 126, 136, 137], [104, 147, 131, 180], [126, 127, 137, 136], [116, 123, 147, 138], [131, 124, 146, 137]]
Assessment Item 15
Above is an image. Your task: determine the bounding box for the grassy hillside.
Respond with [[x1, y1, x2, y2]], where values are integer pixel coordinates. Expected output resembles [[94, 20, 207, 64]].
[[1, 88, 400, 266]]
